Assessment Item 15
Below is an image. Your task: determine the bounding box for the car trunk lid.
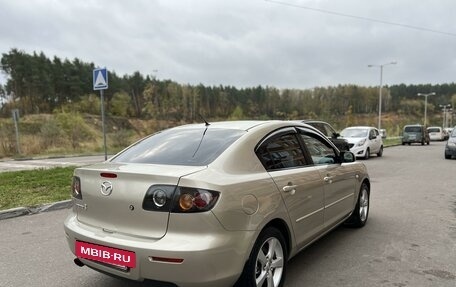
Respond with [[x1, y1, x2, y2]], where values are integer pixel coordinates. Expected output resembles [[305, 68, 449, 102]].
[[74, 162, 206, 239]]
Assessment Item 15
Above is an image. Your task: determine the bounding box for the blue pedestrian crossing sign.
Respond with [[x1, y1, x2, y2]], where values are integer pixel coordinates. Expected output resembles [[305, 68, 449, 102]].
[[93, 68, 108, 90]]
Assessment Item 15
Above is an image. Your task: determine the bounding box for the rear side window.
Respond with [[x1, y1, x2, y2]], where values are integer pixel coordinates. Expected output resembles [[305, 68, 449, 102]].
[[111, 127, 245, 166], [299, 132, 337, 165], [257, 133, 308, 171]]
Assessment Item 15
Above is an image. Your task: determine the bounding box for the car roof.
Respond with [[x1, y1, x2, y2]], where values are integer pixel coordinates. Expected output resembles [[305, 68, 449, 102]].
[[168, 120, 310, 133], [343, 126, 375, 129], [300, 120, 328, 124], [170, 120, 274, 131]]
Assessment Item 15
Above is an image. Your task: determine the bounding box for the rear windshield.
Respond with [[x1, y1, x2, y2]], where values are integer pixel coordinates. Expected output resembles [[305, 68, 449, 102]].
[[111, 127, 245, 166], [427, 128, 441, 133], [404, 126, 422, 133]]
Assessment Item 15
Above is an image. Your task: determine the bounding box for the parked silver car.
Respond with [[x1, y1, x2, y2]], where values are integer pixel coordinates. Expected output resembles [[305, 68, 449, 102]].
[[64, 120, 370, 287]]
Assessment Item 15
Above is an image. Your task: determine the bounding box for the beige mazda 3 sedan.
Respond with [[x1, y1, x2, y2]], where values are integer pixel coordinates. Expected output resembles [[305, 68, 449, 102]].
[[64, 120, 370, 287]]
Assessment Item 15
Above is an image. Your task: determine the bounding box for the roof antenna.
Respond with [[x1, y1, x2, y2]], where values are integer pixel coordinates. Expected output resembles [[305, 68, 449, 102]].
[[198, 113, 210, 126]]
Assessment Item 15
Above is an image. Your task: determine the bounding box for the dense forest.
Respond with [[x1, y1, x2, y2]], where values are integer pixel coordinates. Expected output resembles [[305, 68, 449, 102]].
[[1, 48, 456, 124]]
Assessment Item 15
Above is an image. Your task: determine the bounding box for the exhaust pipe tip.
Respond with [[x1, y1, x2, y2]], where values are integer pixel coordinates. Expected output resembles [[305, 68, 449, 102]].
[[74, 258, 85, 267]]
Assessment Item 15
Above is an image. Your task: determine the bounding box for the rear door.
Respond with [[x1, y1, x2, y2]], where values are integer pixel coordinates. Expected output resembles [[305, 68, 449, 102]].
[[256, 128, 325, 248]]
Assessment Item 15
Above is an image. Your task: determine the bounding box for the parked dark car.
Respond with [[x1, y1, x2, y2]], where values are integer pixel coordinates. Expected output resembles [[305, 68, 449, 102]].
[[301, 120, 350, 151], [402, 124, 430, 145], [444, 127, 456, 159]]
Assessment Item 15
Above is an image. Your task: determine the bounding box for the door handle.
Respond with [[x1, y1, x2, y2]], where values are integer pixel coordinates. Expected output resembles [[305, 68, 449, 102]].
[[282, 184, 297, 195], [324, 176, 333, 184]]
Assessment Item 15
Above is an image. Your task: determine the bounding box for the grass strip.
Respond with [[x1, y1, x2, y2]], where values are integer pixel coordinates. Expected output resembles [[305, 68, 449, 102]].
[[0, 166, 75, 210]]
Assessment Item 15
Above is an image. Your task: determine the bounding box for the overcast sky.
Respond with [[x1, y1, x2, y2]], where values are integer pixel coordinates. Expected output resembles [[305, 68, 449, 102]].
[[1, 0, 456, 89]]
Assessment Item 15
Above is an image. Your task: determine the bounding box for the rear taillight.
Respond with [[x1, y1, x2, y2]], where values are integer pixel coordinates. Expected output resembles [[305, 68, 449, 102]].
[[143, 185, 219, 213], [174, 187, 219, 213], [72, 176, 82, 200], [143, 185, 176, 212]]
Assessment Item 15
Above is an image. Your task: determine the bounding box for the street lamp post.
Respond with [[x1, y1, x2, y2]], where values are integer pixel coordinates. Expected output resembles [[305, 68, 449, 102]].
[[440, 104, 450, 128], [368, 61, 397, 130], [448, 108, 453, 127], [417, 92, 435, 127], [439, 104, 452, 128]]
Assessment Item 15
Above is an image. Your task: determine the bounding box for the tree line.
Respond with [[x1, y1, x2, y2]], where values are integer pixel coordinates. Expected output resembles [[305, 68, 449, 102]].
[[1, 48, 455, 124]]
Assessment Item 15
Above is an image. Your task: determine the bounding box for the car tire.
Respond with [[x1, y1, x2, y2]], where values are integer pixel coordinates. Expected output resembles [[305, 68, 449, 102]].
[[345, 182, 370, 228], [402, 142, 405, 145], [445, 153, 451, 159], [421, 139, 424, 145], [377, 146, 383, 157], [364, 148, 370, 160], [235, 227, 287, 287]]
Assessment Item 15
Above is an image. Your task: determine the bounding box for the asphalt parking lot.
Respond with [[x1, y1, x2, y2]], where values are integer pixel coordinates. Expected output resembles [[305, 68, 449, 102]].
[[0, 142, 455, 287]]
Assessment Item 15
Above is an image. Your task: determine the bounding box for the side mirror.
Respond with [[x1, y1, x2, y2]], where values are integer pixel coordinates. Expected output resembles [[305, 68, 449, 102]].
[[332, 132, 341, 139], [340, 151, 355, 163]]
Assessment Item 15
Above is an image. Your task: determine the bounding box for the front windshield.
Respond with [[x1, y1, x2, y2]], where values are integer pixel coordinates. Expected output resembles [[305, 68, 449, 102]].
[[341, 128, 368, 138]]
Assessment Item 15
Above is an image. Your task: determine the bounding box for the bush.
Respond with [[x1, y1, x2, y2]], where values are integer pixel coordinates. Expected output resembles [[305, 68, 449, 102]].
[[110, 128, 134, 149], [40, 118, 65, 148], [55, 112, 97, 149], [110, 92, 132, 117], [0, 122, 16, 157]]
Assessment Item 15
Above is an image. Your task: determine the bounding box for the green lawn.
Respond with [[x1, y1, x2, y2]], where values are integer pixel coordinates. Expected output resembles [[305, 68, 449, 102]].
[[383, 136, 402, 147], [0, 167, 75, 210]]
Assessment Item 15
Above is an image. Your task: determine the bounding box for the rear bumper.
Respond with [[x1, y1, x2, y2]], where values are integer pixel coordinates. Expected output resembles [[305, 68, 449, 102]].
[[429, 135, 444, 141], [402, 136, 424, 144], [64, 213, 253, 287]]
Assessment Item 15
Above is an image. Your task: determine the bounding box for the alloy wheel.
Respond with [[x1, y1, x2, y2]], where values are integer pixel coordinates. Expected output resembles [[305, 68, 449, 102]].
[[255, 237, 284, 287], [359, 188, 369, 222]]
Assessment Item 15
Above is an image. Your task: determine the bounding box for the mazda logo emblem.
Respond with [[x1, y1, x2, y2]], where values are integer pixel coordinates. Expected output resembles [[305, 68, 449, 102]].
[[100, 181, 113, 196]]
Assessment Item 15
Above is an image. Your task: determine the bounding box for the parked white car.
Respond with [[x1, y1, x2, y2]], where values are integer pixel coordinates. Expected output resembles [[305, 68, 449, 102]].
[[427, 126, 445, 141], [341, 126, 384, 159]]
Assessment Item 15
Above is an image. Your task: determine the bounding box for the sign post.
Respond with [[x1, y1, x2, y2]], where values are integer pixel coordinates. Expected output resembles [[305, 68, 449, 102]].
[[93, 68, 108, 160], [12, 109, 21, 154]]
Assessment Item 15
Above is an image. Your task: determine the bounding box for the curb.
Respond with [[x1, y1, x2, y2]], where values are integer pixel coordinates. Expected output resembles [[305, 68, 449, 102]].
[[0, 199, 73, 220]]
